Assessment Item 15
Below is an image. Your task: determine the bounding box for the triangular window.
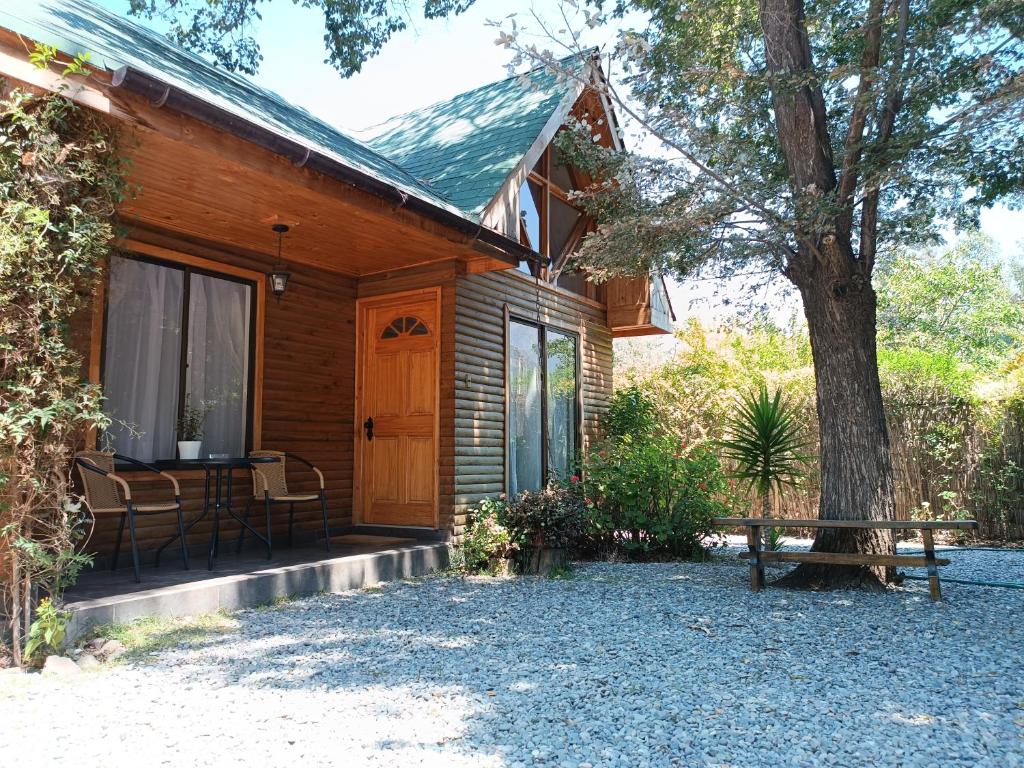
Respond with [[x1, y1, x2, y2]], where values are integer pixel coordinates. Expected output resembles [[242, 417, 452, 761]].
[[517, 143, 590, 268]]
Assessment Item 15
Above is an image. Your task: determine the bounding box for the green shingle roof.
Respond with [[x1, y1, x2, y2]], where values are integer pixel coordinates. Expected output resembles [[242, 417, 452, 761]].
[[0, 0, 463, 215], [357, 61, 579, 216], [0, 0, 583, 224]]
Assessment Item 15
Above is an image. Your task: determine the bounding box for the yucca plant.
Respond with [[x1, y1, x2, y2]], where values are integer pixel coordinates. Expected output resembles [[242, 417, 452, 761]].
[[719, 386, 810, 539]]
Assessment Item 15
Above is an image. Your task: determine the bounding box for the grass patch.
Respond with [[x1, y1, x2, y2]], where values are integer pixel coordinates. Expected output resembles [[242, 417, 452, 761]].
[[84, 610, 239, 662], [255, 594, 295, 611], [547, 563, 577, 580]]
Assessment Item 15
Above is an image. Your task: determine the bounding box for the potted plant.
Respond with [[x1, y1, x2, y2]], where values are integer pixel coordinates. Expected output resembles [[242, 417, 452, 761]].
[[501, 483, 588, 574], [176, 397, 213, 460]]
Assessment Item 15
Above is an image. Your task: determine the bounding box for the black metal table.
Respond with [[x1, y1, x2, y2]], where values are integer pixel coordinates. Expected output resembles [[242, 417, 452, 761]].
[[169, 456, 279, 570]]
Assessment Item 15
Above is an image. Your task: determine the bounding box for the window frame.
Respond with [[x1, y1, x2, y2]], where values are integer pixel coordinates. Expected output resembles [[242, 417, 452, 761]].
[[95, 242, 265, 467], [504, 313, 583, 495]]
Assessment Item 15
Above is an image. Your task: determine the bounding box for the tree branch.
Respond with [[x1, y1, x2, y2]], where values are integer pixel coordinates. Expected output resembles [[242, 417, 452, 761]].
[[836, 0, 886, 219], [495, 33, 790, 239], [861, 0, 912, 272]]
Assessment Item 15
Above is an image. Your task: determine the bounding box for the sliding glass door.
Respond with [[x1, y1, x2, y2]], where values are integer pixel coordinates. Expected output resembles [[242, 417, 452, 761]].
[[507, 319, 579, 495]]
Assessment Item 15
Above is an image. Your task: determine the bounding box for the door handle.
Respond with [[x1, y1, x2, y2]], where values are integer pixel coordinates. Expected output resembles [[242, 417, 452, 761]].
[[363, 417, 374, 441]]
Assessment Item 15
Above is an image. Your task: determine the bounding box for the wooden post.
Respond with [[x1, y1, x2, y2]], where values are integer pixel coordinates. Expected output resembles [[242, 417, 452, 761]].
[[922, 528, 941, 602], [746, 525, 764, 592]]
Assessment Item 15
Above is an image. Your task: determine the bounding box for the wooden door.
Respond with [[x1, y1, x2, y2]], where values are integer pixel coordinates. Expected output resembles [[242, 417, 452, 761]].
[[355, 289, 440, 527]]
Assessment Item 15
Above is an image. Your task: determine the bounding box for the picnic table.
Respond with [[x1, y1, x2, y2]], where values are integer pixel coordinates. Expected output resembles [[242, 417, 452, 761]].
[[711, 517, 979, 601]]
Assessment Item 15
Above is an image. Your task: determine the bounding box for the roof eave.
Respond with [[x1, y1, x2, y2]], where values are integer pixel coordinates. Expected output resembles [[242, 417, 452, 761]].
[[111, 65, 543, 268]]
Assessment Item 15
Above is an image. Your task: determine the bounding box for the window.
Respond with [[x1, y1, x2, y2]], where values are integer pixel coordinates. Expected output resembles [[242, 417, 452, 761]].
[[102, 253, 256, 462], [507, 319, 579, 495], [381, 315, 430, 339], [516, 144, 591, 286]]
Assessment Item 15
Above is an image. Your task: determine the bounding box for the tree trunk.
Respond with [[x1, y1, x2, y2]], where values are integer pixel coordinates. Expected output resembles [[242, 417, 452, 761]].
[[758, 0, 898, 589], [760, 490, 771, 550], [778, 248, 897, 590], [9, 549, 22, 668]]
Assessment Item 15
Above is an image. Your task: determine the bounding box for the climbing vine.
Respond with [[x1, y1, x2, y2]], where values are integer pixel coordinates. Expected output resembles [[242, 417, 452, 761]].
[[0, 49, 125, 666]]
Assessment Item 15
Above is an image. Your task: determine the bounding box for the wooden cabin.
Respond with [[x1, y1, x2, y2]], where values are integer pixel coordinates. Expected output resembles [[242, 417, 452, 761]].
[[0, 0, 672, 559]]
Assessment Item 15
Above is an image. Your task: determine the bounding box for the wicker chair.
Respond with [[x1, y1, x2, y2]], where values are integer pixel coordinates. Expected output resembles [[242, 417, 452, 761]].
[[74, 451, 189, 583], [236, 450, 331, 556]]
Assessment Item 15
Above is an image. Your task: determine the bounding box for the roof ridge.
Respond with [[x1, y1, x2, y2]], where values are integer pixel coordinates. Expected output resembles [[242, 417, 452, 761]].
[[358, 50, 589, 132]]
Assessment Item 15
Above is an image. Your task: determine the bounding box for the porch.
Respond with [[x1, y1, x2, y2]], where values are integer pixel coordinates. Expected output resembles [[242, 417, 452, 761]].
[[64, 530, 448, 641]]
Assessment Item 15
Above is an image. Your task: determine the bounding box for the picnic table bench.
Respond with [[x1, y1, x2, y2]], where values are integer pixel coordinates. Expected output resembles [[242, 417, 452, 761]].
[[711, 518, 979, 601]]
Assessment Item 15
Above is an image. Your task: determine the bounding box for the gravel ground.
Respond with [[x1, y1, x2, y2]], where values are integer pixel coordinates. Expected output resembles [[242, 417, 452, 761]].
[[2, 546, 1023, 768]]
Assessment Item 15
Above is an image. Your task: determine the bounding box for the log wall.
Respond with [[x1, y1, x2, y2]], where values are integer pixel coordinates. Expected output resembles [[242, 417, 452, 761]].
[[452, 269, 614, 535], [75, 241, 616, 557]]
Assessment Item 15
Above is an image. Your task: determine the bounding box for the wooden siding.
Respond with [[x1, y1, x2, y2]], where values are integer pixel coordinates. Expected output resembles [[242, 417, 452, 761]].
[[78, 225, 357, 560], [452, 270, 614, 535]]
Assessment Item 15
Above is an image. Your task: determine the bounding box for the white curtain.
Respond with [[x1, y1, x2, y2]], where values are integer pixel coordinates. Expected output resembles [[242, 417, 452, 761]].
[[103, 256, 183, 461], [186, 273, 251, 457], [508, 321, 543, 495]]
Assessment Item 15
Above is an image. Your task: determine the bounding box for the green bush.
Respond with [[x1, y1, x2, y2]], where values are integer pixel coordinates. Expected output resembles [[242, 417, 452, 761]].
[[453, 487, 591, 576], [584, 434, 727, 559], [603, 385, 658, 438], [449, 497, 512, 575], [501, 485, 590, 553], [718, 385, 809, 521]]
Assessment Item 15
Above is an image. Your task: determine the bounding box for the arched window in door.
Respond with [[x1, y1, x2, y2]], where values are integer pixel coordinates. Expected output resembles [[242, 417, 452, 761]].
[[380, 316, 430, 339]]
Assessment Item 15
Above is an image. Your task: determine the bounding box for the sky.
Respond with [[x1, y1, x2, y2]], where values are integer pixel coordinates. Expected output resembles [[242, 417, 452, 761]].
[[95, 0, 1023, 329]]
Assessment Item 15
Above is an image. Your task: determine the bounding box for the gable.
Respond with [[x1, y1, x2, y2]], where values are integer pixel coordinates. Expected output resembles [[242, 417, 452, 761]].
[[357, 56, 591, 218], [484, 82, 623, 243]]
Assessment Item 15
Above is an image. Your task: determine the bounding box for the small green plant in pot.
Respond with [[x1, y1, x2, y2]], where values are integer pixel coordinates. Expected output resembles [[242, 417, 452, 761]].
[[501, 484, 588, 575], [718, 385, 809, 548], [176, 396, 214, 459]]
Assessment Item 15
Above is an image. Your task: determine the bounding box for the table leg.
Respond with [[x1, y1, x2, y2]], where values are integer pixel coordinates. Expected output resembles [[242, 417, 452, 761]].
[[208, 466, 223, 571], [154, 466, 212, 567], [922, 528, 941, 601], [223, 468, 271, 560], [747, 525, 764, 592], [226, 468, 234, 534]]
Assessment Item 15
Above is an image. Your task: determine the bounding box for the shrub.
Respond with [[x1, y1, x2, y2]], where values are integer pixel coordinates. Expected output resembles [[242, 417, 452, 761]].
[[449, 497, 512, 575], [603, 385, 658, 438], [718, 385, 809, 520], [501, 484, 590, 552], [583, 435, 727, 559]]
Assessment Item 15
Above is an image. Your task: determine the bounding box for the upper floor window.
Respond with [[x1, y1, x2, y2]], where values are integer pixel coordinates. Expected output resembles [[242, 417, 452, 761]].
[[102, 253, 256, 462], [517, 144, 589, 278]]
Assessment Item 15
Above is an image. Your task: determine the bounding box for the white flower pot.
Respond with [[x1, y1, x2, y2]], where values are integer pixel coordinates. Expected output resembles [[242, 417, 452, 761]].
[[178, 440, 201, 460]]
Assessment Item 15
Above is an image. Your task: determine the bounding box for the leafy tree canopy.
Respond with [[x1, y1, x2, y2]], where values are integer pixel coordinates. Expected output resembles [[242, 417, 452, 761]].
[[876, 232, 1024, 375], [127, 0, 478, 76], [552, 0, 1024, 287]]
